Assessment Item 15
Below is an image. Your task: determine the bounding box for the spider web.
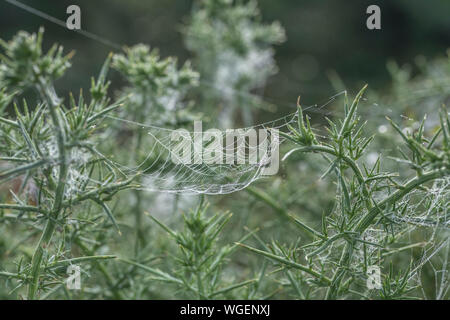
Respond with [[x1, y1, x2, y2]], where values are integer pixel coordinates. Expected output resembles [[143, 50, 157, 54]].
[[355, 177, 450, 298], [87, 93, 344, 195], [399, 177, 450, 299], [96, 112, 291, 195]]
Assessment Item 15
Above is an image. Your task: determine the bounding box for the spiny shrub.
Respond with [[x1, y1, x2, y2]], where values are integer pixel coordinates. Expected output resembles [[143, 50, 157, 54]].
[[0, 28, 139, 299], [240, 88, 449, 299], [112, 44, 199, 126], [120, 199, 260, 299], [0, 5, 449, 300]]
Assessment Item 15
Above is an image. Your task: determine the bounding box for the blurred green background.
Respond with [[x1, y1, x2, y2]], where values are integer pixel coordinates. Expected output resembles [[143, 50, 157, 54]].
[[1, 0, 449, 111]]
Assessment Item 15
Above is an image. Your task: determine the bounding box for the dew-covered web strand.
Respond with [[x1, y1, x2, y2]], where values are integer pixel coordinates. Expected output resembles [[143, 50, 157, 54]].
[[98, 110, 287, 194], [410, 238, 449, 299]]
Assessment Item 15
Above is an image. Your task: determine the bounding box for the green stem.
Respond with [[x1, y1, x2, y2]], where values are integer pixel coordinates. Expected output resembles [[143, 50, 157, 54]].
[[0, 159, 48, 180], [238, 243, 331, 284], [61, 175, 139, 208], [133, 129, 144, 257], [0, 204, 48, 214], [245, 186, 288, 218], [355, 169, 446, 232], [28, 80, 67, 300], [245, 185, 325, 240], [193, 249, 206, 299], [288, 144, 375, 212], [0, 157, 28, 162], [27, 218, 58, 299]]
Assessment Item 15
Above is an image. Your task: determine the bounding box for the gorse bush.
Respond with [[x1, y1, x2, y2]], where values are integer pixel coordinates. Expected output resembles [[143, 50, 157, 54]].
[[112, 44, 199, 126], [0, 28, 139, 299], [0, 0, 449, 300], [120, 199, 260, 299], [241, 90, 449, 299]]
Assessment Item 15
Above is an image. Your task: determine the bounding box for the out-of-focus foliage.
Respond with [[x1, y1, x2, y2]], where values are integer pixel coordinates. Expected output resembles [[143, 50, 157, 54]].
[[112, 44, 199, 125], [0, 29, 71, 90], [185, 0, 285, 126]]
